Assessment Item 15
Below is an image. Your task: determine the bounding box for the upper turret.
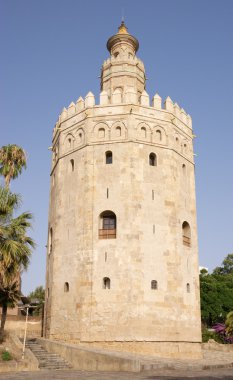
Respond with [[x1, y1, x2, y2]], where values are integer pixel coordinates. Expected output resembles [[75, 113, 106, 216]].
[[101, 22, 146, 102]]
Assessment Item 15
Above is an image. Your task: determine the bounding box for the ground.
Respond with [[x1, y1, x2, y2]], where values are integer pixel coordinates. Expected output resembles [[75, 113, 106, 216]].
[[0, 369, 233, 380]]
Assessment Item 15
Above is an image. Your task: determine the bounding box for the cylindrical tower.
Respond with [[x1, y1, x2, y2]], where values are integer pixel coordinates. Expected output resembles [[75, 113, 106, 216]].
[[44, 23, 202, 359]]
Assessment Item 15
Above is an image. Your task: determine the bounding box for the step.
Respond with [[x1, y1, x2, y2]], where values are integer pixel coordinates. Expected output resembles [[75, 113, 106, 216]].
[[25, 339, 72, 370]]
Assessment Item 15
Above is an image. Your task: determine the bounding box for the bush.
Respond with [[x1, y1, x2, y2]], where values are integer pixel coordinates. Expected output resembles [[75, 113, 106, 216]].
[[1, 350, 12, 361], [202, 327, 224, 343]]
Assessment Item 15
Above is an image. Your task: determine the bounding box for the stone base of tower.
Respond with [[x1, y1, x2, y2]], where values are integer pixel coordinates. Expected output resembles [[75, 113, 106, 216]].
[[78, 341, 203, 360]]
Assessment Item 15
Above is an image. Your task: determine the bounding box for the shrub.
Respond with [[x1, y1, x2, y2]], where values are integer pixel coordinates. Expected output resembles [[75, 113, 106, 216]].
[[1, 350, 12, 361]]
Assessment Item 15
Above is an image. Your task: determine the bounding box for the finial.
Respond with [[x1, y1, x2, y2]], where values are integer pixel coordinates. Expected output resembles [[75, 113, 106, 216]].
[[118, 20, 129, 34]]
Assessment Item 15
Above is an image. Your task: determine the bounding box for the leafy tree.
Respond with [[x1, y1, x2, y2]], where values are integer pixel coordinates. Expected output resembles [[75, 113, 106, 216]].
[[0, 145, 27, 188], [0, 187, 35, 337], [213, 254, 233, 275], [200, 254, 233, 326], [28, 286, 45, 316]]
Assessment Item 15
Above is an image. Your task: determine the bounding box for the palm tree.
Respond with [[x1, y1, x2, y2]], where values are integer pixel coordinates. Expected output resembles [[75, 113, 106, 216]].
[[0, 277, 21, 336], [0, 187, 35, 337], [0, 145, 27, 188]]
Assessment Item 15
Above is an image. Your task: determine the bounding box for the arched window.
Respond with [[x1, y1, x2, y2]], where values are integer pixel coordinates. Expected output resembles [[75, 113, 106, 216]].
[[70, 159, 74, 172], [48, 227, 53, 254], [64, 282, 69, 292], [105, 151, 113, 164], [182, 164, 186, 175], [98, 128, 105, 138], [116, 126, 121, 137], [99, 210, 116, 239], [141, 127, 146, 138], [103, 277, 111, 289], [151, 280, 158, 290], [114, 52, 119, 59], [182, 221, 191, 247], [149, 153, 157, 166], [156, 130, 162, 141], [186, 283, 190, 293]]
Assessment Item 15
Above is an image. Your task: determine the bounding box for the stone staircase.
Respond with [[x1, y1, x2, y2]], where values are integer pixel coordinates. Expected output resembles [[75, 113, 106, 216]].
[[25, 339, 72, 370]]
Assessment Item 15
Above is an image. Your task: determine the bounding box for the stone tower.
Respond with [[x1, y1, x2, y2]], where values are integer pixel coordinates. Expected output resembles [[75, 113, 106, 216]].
[[44, 22, 202, 359]]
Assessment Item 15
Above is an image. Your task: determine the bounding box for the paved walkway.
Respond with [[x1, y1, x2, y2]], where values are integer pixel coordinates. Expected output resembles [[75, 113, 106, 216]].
[[0, 368, 233, 379]]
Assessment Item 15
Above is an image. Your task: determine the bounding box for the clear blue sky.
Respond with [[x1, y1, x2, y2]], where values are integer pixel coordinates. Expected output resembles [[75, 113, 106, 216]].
[[1, 0, 233, 295]]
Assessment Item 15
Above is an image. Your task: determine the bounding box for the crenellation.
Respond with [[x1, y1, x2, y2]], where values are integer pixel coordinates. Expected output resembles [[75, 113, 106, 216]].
[[60, 107, 68, 121], [100, 90, 109, 105], [152, 93, 162, 109], [164, 96, 174, 112], [76, 96, 85, 112], [125, 87, 137, 104], [68, 102, 76, 116], [85, 92, 95, 108], [180, 108, 187, 124], [140, 90, 150, 106]]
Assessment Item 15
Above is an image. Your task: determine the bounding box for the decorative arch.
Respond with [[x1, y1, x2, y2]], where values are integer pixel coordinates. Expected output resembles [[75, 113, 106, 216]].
[[92, 122, 109, 142], [75, 127, 85, 146], [111, 121, 127, 140], [136, 122, 152, 142], [64, 133, 75, 151], [152, 125, 167, 145]]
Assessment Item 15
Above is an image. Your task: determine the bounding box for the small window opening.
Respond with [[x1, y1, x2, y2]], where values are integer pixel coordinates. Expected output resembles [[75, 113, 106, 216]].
[[182, 164, 186, 175], [105, 252, 107, 262], [64, 282, 69, 292], [149, 153, 157, 166], [98, 128, 105, 138], [182, 221, 191, 247], [107, 188, 109, 198], [114, 52, 119, 58], [116, 126, 121, 137], [103, 277, 111, 289], [156, 130, 162, 141], [151, 280, 158, 290], [105, 151, 113, 164], [68, 138, 72, 148], [141, 127, 146, 138], [49, 227, 53, 254], [70, 159, 74, 172], [186, 283, 190, 293], [152, 190, 154, 200]]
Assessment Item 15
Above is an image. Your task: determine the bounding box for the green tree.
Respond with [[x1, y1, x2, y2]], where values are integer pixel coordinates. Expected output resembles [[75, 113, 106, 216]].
[[28, 286, 45, 316], [0, 145, 27, 188], [0, 187, 35, 337], [200, 254, 233, 326]]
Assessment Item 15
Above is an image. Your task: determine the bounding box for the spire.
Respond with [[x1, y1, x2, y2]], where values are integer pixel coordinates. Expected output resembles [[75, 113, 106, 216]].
[[106, 21, 139, 54]]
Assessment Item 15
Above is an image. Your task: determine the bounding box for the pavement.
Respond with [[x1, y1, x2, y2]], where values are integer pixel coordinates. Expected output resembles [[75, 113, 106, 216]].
[[0, 368, 233, 380]]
